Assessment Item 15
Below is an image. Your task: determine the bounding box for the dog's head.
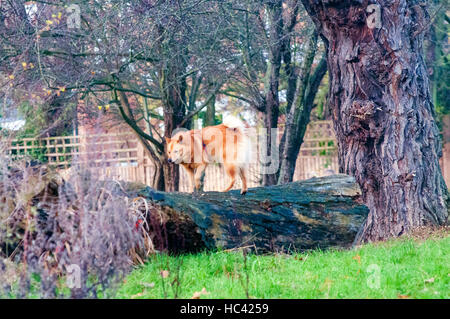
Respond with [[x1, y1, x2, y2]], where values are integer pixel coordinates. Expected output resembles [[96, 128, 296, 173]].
[[165, 132, 189, 164]]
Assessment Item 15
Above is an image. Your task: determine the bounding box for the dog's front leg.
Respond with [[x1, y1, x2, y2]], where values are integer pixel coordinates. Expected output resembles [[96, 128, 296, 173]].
[[182, 166, 195, 193], [194, 164, 206, 192]]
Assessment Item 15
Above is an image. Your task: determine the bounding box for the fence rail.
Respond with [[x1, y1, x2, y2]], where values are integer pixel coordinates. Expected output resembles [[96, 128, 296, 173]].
[[5, 121, 339, 191]]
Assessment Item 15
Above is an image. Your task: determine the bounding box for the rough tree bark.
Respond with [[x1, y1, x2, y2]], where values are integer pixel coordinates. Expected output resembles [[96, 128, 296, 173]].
[[134, 175, 368, 253], [300, 0, 449, 242]]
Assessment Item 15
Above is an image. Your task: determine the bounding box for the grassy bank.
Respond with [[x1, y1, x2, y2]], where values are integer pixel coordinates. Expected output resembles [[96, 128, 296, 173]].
[[116, 234, 449, 299]]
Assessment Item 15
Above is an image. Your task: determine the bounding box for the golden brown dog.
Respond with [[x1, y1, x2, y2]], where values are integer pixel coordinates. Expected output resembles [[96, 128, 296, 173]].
[[165, 117, 250, 194]]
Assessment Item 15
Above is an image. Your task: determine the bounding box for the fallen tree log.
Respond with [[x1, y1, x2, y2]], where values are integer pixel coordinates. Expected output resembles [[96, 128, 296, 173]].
[[133, 174, 369, 253]]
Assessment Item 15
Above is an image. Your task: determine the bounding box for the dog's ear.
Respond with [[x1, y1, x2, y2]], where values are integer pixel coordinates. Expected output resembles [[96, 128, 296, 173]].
[[165, 137, 171, 144], [177, 134, 183, 143]]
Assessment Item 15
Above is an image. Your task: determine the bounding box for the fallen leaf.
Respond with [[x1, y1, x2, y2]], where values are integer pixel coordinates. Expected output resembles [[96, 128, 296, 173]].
[[352, 254, 361, 264], [191, 287, 209, 299], [160, 270, 169, 278], [320, 278, 333, 292], [397, 294, 409, 299], [142, 282, 155, 288], [424, 277, 435, 283], [131, 292, 144, 299]]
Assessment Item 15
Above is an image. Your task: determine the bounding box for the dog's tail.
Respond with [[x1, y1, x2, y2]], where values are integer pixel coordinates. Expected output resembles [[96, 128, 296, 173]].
[[223, 115, 244, 129], [223, 115, 253, 165]]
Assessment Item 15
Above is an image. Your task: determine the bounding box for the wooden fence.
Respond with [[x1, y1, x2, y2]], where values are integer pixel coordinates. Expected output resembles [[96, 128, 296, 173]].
[[293, 120, 338, 180], [5, 120, 339, 191]]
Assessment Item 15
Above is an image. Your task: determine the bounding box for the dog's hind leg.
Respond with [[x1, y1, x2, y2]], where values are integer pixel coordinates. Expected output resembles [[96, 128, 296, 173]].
[[238, 166, 248, 195], [223, 164, 237, 192], [194, 164, 206, 192]]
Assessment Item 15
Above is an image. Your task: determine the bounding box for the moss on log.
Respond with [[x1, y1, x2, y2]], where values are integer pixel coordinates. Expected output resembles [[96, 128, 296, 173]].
[[135, 174, 368, 253]]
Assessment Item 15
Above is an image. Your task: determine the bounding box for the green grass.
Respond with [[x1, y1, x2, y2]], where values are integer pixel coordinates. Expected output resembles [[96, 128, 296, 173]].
[[116, 235, 449, 299]]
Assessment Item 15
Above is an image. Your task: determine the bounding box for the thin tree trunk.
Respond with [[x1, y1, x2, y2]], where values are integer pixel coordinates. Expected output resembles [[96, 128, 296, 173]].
[[204, 90, 216, 127], [281, 2, 300, 122], [139, 138, 164, 191], [160, 61, 187, 192], [278, 4, 300, 181], [424, 0, 445, 109], [301, 0, 449, 242], [116, 90, 166, 190], [150, 161, 164, 191], [262, 0, 283, 186], [278, 32, 318, 184], [186, 73, 203, 130], [141, 98, 165, 190], [279, 54, 327, 184], [154, 21, 189, 192]]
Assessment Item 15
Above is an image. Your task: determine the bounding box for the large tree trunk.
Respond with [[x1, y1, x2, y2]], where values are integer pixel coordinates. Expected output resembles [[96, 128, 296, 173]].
[[134, 175, 368, 253], [301, 0, 449, 242]]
